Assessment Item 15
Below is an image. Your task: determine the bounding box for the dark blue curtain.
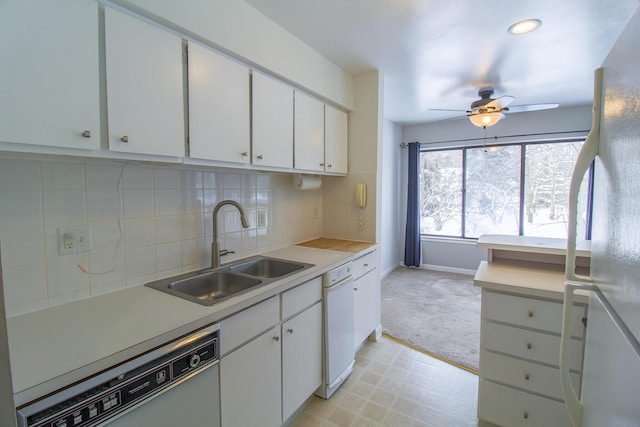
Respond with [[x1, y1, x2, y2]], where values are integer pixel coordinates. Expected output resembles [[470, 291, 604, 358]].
[[404, 142, 421, 267]]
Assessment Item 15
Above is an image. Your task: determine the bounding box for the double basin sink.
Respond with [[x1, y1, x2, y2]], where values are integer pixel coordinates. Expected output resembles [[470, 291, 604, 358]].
[[145, 256, 314, 306]]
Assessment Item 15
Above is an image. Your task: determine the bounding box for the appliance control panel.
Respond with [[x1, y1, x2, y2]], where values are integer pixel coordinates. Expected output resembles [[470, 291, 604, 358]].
[[17, 325, 219, 427], [323, 262, 353, 287]]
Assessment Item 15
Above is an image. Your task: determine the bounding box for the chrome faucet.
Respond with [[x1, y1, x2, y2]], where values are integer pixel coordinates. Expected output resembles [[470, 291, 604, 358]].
[[211, 200, 250, 269]]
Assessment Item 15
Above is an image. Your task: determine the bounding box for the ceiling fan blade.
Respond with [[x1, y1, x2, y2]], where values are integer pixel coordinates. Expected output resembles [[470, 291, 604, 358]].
[[429, 108, 470, 112], [486, 95, 515, 110], [507, 103, 559, 113]]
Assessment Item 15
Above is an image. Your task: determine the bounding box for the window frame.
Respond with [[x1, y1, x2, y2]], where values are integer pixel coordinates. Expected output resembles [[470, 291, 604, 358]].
[[418, 138, 593, 240]]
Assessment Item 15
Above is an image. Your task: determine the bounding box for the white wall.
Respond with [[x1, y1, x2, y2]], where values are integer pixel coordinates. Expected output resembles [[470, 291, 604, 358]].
[[400, 105, 592, 271], [323, 71, 382, 242], [0, 157, 322, 317], [113, 0, 354, 109], [380, 120, 403, 276]]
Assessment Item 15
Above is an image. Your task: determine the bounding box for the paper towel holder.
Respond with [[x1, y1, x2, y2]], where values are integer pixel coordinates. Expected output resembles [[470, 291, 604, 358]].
[[293, 173, 322, 190]]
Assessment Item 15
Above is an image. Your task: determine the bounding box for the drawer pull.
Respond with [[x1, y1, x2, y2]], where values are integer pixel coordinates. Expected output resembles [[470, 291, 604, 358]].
[[287, 328, 294, 334], [525, 373, 530, 380], [273, 336, 280, 342], [526, 342, 532, 350], [523, 411, 529, 419], [364, 263, 369, 267], [528, 310, 534, 318]]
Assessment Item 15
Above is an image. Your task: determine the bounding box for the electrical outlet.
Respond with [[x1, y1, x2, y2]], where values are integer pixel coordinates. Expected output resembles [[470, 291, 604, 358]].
[[257, 210, 268, 227], [57, 226, 92, 255]]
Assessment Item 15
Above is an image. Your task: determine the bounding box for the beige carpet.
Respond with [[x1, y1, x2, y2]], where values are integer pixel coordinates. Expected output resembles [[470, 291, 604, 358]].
[[381, 266, 481, 372]]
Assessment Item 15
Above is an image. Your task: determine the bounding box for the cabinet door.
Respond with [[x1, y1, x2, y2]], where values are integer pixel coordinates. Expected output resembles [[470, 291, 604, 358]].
[[354, 268, 381, 350], [252, 72, 293, 168], [105, 8, 185, 157], [324, 105, 348, 174], [220, 327, 282, 427], [0, 0, 100, 150], [282, 302, 322, 421], [188, 43, 250, 163], [294, 91, 324, 172]]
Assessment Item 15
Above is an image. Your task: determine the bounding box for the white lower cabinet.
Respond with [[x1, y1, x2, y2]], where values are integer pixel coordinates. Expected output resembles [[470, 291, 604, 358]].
[[282, 302, 322, 421], [219, 277, 322, 426], [478, 289, 587, 427], [220, 326, 282, 427], [352, 249, 381, 350]]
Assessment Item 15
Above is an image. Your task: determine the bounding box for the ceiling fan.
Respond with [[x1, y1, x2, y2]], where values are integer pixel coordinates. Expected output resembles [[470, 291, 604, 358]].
[[431, 87, 559, 128]]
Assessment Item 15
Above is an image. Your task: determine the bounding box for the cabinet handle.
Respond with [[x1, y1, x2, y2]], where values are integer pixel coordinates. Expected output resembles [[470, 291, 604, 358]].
[[273, 336, 280, 342], [287, 328, 294, 334], [523, 411, 529, 419], [526, 342, 532, 350], [354, 287, 358, 291], [320, 163, 324, 166], [327, 164, 332, 168], [241, 151, 248, 157], [120, 136, 129, 143], [525, 373, 530, 380], [528, 310, 534, 318], [82, 130, 91, 138], [257, 154, 263, 160], [364, 263, 369, 267]]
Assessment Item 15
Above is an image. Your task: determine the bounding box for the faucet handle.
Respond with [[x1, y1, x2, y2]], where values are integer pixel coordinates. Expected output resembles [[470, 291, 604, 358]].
[[219, 249, 235, 257]]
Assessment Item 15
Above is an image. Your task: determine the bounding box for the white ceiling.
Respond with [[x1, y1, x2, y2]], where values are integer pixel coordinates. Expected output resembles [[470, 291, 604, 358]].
[[244, 0, 638, 125]]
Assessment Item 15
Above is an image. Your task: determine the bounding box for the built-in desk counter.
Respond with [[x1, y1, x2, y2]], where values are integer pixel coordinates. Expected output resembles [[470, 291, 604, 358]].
[[474, 235, 591, 427]]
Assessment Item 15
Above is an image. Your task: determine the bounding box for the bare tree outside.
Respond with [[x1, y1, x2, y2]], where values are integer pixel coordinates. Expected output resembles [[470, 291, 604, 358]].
[[419, 140, 588, 239]]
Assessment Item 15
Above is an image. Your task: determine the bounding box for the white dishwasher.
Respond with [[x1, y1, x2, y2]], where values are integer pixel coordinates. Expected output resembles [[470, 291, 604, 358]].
[[16, 324, 220, 427], [315, 261, 354, 399]]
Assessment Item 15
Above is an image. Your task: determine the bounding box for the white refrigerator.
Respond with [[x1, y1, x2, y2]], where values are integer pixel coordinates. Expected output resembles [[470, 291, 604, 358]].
[[561, 4, 640, 426]]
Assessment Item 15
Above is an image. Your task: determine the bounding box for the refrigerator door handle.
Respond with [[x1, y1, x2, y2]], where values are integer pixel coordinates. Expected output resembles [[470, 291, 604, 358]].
[[560, 282, 597, 427], [565, 67, 604, 283]]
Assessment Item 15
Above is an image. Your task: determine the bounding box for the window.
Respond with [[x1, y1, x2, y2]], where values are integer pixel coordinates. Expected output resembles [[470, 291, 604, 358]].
[[419, 140, 592, 239]]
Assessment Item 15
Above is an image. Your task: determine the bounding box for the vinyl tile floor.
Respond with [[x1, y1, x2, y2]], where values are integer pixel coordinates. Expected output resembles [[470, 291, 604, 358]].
[[290, 335, 480, 427]]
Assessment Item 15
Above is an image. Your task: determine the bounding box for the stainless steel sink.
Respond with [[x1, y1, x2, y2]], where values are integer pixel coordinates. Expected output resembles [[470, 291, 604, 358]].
[[225, 256, 310, 278], [145, 270, 263, 306], [145, 256, 314, 306]]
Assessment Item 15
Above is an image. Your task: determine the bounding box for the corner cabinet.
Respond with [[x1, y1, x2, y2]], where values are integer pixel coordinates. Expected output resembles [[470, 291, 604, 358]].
[[0, 0, 100, 150], [324, 105, 349, 174], [104, 8, 185, 158], [219, 277, 322, 427], [187, 42, 251, 164], [252, 72, 294, 169], [353, 248, 381, 350]]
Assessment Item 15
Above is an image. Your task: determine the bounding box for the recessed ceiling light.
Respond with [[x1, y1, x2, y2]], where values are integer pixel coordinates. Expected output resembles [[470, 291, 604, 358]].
[[508, 19, 542, 35]]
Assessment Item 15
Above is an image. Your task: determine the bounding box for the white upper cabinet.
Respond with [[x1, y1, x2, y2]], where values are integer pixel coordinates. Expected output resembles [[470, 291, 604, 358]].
[[324, 105, 349, 174], [105, 8, 185, 158], [294, 91, 325, 172], [0, 0, 100, 150], [188, 43, 250, 163], [252, 72, 294, 169]]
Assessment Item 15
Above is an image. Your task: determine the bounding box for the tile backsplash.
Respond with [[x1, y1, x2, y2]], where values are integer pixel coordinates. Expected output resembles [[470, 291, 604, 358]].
[[0, 158, 322, 317]]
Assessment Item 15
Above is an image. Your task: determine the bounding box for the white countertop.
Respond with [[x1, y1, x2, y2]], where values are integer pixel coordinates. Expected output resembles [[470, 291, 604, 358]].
[[8, 246, 353, 405], [477, 234, 591, 257], [474, 259, 590, 304]]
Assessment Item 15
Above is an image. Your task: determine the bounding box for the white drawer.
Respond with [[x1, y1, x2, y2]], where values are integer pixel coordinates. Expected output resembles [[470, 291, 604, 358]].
[[478, 379, 573, 427], [481, 349, 581, 401], [281, 276, 322, 320], [482, 320, 584, 371], [483, 291, 586, 338], [353, 250, 377, 280], [219, 296, 280, 355]]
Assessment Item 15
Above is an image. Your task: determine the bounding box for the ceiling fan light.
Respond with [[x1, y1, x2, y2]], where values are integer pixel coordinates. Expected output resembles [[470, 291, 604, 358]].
[[508, 19, 542, 35], [469, 112, 504, 128]]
